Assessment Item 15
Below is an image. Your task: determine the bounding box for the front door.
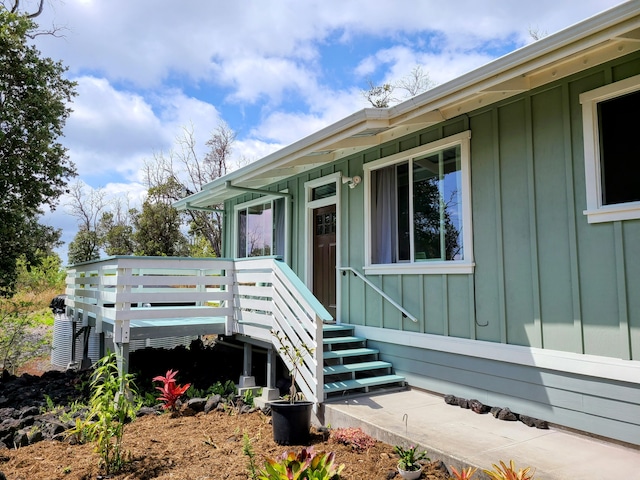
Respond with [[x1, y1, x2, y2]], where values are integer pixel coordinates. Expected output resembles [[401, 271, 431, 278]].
[[312, 204, 336, 319]]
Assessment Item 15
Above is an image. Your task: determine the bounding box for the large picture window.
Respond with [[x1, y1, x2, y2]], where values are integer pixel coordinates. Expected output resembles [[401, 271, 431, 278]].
[[365, 131, 473, 274], [580, 74, 640, 223], [236, 197, 286, 258]]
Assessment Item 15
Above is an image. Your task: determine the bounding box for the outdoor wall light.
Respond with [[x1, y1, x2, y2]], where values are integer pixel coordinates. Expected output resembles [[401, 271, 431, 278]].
[[342, 175, 362, 189]]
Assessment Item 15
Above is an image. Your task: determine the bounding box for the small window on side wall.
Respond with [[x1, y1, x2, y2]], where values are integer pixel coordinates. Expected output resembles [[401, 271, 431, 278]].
[[580, 74, 640, 223], [236, 197, 286, 258]]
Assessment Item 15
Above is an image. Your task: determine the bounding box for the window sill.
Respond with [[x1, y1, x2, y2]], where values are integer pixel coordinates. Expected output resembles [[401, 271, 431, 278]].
[[364, 261, 475, 275], [583, 202, 640, 224]]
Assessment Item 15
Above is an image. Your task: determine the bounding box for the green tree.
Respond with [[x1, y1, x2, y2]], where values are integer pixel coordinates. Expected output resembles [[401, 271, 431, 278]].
[[133, 199, 189, 257], [68, 228, 101, 265], [99, 211, 135, 256], [0, 7, 76, 291], [15, 252, 66, 292]]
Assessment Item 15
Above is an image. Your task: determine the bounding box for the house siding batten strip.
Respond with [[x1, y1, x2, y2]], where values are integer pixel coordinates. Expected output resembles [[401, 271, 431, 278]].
[[524, 94, 543, 349], [614, 221, 631, 361], [492, 108, 508, 345], [561, 81, 584, 355]]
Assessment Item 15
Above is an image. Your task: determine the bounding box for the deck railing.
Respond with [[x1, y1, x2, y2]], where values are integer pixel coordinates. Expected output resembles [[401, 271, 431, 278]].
[[66, 256, 331, 404]]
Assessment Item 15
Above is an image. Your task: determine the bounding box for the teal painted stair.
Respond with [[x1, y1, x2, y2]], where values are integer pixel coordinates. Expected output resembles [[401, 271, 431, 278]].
[[322, 324, 406, 399]]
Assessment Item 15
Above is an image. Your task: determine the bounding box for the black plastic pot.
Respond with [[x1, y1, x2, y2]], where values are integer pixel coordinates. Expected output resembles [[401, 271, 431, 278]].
[[270, 400, 313, 445]]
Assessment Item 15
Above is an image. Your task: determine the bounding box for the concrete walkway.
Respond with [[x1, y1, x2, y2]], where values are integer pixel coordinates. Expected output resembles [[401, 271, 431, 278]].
[[323, 389, 640, 479]]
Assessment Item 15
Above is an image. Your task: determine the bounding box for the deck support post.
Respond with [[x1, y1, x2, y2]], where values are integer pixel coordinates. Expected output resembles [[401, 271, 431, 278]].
[[239, 342, 256, 388], [115, 342, 130, 377], [255, 346, 280, 408]]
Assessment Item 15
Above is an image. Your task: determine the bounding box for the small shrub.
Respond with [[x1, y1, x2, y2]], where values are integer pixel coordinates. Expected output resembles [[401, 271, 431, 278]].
[[68, 353, 138, 474], [450, 465, 478, 479], [243, 388, 255, 407], [393, 444, 429, 472], [209, 379, 237, 398], [0, 293, 50, 374], [329, 427, 376, 452], [257, 447, 344, 480], [243, 432, 259, 480], [153, 369, 191, 411], [484, 460, 535, 480]]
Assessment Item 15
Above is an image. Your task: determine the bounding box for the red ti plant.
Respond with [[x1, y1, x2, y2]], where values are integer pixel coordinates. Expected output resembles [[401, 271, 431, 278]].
[[152, 369, 191, 411]]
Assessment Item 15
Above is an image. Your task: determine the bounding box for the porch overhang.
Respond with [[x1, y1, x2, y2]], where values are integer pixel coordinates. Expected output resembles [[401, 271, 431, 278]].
[[174, 2, 640, 211]]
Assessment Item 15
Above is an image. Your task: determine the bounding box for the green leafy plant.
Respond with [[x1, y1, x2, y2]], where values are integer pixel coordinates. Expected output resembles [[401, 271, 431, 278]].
[[393, 444, 429, 472], [271, 329, 315, 404], [450, 465, 478, 479], [257, 447, 344, 480], [68, 352, 138, 474], [186, 385, 208, 399], [153, 369, 191, 411], [0, 292, 50, 374], [329, 427, 376, 452], [484, 460, 535, 480], [41, 394, 57, 414], [209, 379, 237, 398], [243, 388, 255, 407], [243, 432, 259, 480]]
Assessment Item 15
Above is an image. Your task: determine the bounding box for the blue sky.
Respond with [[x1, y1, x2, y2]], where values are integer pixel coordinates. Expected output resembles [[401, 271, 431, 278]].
[[29, 0, 627, 262]]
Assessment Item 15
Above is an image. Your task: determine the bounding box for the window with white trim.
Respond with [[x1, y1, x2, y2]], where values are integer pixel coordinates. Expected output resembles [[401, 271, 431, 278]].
[[235, 197, 286, 258], [580, 74, 640, 223], [365, 131, 474, 274]]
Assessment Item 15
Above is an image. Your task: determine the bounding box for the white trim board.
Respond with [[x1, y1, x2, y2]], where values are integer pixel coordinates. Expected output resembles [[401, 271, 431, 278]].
[[353, 325, 640, 385]]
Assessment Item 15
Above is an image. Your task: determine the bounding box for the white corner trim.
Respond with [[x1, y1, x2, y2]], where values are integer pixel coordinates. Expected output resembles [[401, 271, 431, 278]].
[[353, 325, 640, 385]]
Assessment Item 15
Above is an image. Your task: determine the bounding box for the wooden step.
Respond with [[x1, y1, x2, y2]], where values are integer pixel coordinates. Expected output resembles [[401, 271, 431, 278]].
[[323, 335, 365, 347], [322, 324, 354, 338], [323, 361, 392, 376], [323, 347, 379, 360], [324, 374, 406, 394]]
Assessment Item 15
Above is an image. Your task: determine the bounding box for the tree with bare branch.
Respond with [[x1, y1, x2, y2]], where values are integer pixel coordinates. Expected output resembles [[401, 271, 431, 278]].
[[363, 65, 435, 108], [142, 122, 236, 257]]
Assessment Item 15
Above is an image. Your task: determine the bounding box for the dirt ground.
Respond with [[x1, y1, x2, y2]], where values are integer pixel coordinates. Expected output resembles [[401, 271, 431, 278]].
[[3, 354, 453, 480], [1, 408, 453, 480]]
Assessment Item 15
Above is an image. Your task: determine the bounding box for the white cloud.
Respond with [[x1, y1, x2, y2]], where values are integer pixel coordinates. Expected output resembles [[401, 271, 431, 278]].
[[26, 0, 626, 256], [64, 77, 222, 182]]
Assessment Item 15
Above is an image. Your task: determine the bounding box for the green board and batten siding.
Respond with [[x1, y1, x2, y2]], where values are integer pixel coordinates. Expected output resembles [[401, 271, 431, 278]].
[[223, 52, 640, 443], [343, 55, 640, 358]]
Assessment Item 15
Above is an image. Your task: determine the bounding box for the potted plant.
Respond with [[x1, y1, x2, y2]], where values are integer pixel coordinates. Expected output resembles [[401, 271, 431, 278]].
[[393, 444, 429, 479], [269, 329, 315, 445]]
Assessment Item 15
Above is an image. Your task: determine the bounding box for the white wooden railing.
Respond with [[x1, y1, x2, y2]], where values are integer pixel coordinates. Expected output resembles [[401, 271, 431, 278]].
[[66, 256, 332, 404], [66, 256, 236, 342]]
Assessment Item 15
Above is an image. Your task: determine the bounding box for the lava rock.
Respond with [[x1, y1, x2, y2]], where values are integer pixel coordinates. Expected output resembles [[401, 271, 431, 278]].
[[204, 394, 222, 414], [457, 398, 470, 409], [497, 407, 517, 421], [469, 399, 490, 414], [187, 397, 207, 412], [519, 415, 549, 429], [444, 394, 458, 405], [490, 406, 502, 418], [136, 406, 158, 417]]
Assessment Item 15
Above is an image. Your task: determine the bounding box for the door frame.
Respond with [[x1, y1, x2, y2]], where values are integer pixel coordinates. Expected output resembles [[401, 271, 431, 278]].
[[304, 172, 342, 322]]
